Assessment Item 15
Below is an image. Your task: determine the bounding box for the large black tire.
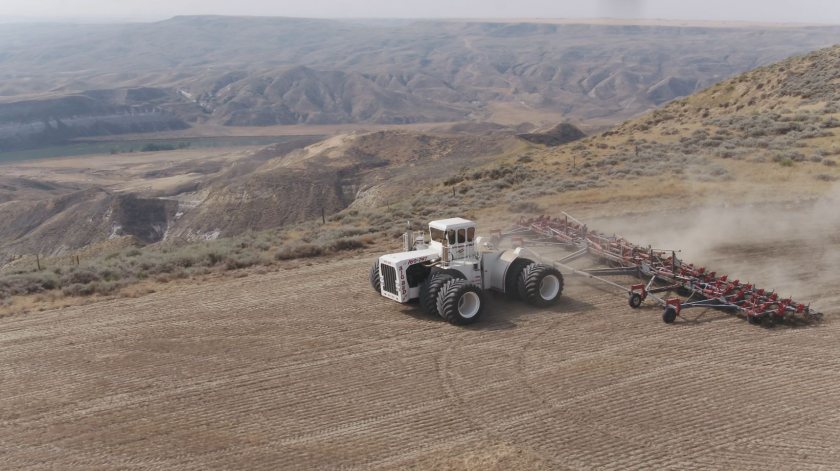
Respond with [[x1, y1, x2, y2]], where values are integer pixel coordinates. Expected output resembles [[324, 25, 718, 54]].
[[504, 258, 534, 300], [662, 306, 678, 324], [369, 260, 381, 293], [420, 273, 454, 318], [517, 263, 564, 307], [436, 279, 484, 325]]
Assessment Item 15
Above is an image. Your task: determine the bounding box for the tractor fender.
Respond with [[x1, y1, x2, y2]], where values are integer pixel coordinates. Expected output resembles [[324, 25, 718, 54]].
[[482, 248, 531, 293]]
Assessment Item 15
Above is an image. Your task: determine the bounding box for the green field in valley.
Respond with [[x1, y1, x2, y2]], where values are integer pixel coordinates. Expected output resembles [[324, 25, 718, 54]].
[[0, 135, 320, 164]]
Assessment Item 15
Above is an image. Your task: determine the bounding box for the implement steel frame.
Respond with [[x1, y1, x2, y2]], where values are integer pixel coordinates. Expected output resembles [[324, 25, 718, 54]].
[[504, 213, 823, 326]]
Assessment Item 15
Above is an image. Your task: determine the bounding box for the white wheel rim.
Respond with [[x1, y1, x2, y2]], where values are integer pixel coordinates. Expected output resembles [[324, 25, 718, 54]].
[[458, 292, 481, 319], [539, 275, 560, 300]]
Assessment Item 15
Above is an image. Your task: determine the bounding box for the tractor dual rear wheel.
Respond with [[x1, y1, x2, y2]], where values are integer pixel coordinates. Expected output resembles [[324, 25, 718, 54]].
[[517, 263, 564, 307], [504, 258, 533, 300], [437, 279, 484, 325]]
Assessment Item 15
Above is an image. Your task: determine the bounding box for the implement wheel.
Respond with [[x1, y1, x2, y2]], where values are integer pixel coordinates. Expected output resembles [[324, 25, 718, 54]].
[[628, 292, 643, 309], [662, 306, 678, 324], [748, 315, 763, 326]]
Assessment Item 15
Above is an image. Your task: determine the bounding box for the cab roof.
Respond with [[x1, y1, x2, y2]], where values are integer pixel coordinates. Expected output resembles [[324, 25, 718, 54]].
[[429, 218, 475, 231]]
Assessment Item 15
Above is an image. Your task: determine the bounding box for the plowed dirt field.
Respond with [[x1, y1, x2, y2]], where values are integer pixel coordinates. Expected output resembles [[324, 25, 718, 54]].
[[2, 209, 840, 469]]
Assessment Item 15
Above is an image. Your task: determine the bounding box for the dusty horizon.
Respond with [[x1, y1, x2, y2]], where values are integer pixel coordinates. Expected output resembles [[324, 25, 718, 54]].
[[1, 0, 839, 25], [3, 16, 838, 28]]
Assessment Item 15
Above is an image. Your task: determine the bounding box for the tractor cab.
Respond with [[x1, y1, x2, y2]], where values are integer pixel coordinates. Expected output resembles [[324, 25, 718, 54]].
[[428, 218, 477, 264]]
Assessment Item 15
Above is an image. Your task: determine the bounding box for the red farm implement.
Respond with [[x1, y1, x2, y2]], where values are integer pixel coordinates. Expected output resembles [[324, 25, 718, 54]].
[[504, 213, 823, 326]]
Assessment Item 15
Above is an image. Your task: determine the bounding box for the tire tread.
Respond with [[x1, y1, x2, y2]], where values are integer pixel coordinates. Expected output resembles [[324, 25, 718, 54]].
[[369, 260, 381, 293], [437, 279, 483, 325], [420, 273, 453, 317], [517, 263, 564, 307], [505, 258, 533, 300]]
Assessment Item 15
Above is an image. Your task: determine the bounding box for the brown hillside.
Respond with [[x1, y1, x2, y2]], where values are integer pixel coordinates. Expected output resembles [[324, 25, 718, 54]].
[[2, 45, 839, 271], [484, 44, 840, 217], [0, 130, 521, 261]]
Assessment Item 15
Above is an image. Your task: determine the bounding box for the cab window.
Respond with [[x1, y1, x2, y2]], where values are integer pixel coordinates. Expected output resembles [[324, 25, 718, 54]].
[[457, 229, 466, 243], [467, 227, 475, 242], [447, 230, 457, 245], [430, 228, 445, 243]]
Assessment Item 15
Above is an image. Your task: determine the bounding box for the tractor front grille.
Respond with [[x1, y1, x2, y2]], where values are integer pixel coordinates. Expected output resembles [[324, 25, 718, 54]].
[[381, 264, 398, 295]]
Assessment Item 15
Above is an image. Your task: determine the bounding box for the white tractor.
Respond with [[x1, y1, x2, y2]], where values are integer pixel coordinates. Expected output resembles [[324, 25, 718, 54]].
[[369, 218, 564, 325]]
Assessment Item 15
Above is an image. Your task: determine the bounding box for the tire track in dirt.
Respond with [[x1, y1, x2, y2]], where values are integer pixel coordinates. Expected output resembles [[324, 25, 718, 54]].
[[2, 254, 839, 469]]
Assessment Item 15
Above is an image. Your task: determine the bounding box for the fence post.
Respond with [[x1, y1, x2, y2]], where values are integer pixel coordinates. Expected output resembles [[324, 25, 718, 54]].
[[36, 254, 41, 271]]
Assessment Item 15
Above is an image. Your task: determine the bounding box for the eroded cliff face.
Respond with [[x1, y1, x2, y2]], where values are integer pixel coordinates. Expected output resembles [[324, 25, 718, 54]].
[[0, 129, 516, 260], [0, 88, 192, 151], [0, 168, 367, 259], [108, 194, 179, 244], [0, 190, 179, 263]]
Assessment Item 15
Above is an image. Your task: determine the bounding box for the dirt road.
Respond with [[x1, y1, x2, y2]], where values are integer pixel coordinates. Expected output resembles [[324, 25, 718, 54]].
[[1, 248, 839, 469]]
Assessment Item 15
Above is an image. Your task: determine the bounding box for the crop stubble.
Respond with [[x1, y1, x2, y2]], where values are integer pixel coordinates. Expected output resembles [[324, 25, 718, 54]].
[[1, 253, 839, 470]]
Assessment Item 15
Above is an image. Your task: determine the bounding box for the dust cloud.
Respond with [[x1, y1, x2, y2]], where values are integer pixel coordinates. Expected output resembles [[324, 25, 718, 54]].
[[590, 185, 840, 313]]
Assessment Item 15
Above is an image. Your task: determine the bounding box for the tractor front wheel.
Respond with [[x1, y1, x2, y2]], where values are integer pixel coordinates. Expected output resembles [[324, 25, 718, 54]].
[[369, 260, 381, 293], [420, 273, 454, 318], [437, 279, 484, 325]]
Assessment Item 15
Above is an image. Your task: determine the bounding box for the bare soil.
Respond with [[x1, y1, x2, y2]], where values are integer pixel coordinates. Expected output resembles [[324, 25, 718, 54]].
[[2, 212, 838, 469]]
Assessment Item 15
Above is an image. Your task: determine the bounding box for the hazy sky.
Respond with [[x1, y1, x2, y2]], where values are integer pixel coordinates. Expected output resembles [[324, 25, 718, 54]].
[[2, 0, 840, 24]]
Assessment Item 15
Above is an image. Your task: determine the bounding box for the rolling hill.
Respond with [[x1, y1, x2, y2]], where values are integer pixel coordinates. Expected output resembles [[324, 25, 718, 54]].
[[299, 44, 840, 247], [0, 130, 521, 262], [1, 17, 839, 150], [0, 44, 838, 281], [515, 44, 840, 211]]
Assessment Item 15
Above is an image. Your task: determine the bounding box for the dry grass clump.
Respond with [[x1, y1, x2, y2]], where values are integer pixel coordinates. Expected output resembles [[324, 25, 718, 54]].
[[0, 272, 59, 298], [0, 225, 375, 302], [777, 47, 840, 102]]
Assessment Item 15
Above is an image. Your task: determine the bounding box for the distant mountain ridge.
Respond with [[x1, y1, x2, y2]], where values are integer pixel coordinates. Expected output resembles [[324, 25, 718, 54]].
[[0, 88, 190, 150], [0, 17, 839, 150]]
